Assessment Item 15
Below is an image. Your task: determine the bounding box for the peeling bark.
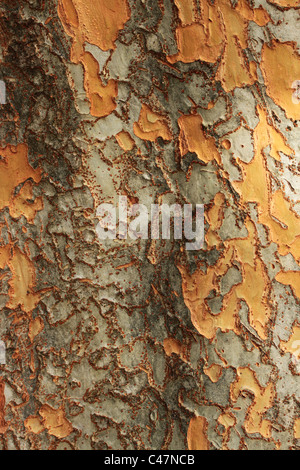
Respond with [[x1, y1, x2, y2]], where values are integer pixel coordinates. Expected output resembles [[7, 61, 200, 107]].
[[0, 0, 299, 451]]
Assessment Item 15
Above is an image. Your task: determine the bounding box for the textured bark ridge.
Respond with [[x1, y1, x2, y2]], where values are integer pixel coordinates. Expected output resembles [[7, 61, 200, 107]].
[[0, 0, 300, 451]]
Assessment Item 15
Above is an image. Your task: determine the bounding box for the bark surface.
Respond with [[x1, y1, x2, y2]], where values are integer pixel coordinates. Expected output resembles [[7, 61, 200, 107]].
[[0, 0, 299, 450]]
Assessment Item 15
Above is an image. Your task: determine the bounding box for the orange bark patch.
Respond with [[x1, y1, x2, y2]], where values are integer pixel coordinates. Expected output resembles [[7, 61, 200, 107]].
[[174, 0, 196, 24], [29, 316, 44, 343], [58, 0, 130, 51], [294, 418, 300, 439], [178, 114, 221, 164], [232, 105, 300, 257], [6, 246, 41, 314], [0, 244, 11, 270], [178, 220, 271, 340], [231, 105, 300, 311], [78, 50, 118, 118], [204, 364, 223, 383], [116, 131, 135, 151], [169, 0, 223, 65], [163, 337, 188, 362], [222, 139, 231, 150], [26, 406, 73, 438], [276, 271, 300, 299], [218, 411, 236, 429], [163, 337, 182, 356], [230, 368, 274, 439], [178, 257, 236, 341], [261, 41, 300, 120], [232, 106, 293, 212], [187, 416, 210, 450], [280, 322, 300, 362], [179, 103, 300, 342], [0, 143, 42, 223], [218, 412, 236, 450], [181, 160, 276, 341], [134, 104, 172, 142], [39, 405, 73, 439], [25, 416, 45, 435], [168, 0, 270, 91], [236, 261, 270, 339]]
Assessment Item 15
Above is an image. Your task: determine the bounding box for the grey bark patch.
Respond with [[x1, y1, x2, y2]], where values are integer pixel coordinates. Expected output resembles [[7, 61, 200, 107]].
[[0, 341, 6, 365]]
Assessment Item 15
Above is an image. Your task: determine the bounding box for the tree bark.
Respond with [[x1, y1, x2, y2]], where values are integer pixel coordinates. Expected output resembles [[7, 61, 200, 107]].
[[0, 0, 300, 450]]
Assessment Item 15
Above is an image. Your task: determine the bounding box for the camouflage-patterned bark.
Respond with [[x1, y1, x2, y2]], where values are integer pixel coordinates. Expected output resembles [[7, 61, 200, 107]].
[[0, 0, 300, 450]]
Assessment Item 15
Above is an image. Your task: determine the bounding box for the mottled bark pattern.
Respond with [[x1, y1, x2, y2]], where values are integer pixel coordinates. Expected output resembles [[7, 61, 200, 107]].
[[0, 0, 300, 450]]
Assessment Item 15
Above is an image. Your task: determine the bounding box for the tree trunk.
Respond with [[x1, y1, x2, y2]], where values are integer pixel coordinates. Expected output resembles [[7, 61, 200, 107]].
[[0, 0, 299, 450]]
